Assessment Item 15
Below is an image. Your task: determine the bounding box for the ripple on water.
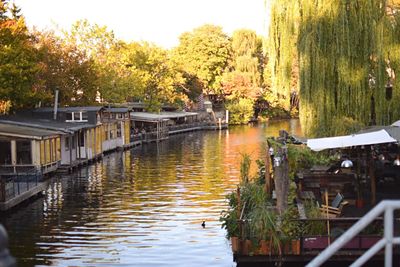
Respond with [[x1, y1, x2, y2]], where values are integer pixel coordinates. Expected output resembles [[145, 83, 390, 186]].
[[1, 122, 299, 267]]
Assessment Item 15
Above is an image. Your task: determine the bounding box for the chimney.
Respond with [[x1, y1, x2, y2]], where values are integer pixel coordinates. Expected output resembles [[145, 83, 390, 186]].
[[53, 89, 59, 120]]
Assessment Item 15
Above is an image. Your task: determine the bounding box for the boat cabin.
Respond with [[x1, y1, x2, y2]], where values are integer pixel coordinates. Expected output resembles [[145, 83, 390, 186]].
[[130, 112, 169, 143], [0, 123, 62, 175]]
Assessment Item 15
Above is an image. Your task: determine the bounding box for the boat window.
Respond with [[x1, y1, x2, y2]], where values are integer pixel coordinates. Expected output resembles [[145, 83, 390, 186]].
[[79, 131, 85, 146], [117, 123, 122, 138], [0, 140, 11, 164], [65, 137, 70, 150], [16, 140, 32, 164]]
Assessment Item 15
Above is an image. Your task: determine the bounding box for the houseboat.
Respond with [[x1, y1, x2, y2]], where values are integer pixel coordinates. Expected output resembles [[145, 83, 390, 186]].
[[0, 123, 62, 210], [130, 112, 170, 143], [102, 107, 131, 151]]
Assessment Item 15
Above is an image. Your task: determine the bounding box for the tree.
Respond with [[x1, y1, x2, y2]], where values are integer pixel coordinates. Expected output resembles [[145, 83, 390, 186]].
[[265, 0, 299, 113], [0, 0, 39, 110], [222, 29, 263, 124], [33, 30, 98, 106], [173, 24, 232, 96], [298, 0, 400, 136], [123, 42, 185, 112]]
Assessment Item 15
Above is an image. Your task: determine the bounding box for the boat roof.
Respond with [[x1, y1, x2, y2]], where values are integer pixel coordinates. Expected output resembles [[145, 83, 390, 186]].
[[130, 112, 171, 122], [0, 123, 62, 140], [0, 116, 96, 133], [131, 111, 198, 122], [33, 106, 104, 113], [159, 111, 198, 118], [104, 107, 131, 113]]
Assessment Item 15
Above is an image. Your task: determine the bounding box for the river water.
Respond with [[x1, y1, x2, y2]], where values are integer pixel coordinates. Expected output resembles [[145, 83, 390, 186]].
[[1, 120, 301, 267]]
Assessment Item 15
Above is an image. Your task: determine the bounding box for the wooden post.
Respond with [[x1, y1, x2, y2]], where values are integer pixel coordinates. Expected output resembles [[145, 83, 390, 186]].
[[265, 143, 272, 195], [274, 145, 289, 215], [236, 186, 243, 253], [325, 190, 331, 246]]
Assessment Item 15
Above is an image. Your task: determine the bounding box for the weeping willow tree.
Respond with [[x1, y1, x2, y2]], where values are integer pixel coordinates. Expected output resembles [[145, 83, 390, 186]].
[[265, 0, 299, 112], [298, 0, 400, 137]]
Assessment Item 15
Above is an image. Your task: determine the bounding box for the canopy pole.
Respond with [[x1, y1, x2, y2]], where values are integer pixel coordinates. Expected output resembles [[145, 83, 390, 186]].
[[369, 147, 376, 205]]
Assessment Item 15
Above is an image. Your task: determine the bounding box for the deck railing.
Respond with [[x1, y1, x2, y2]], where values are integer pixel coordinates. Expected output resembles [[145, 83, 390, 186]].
[[306, 200, 400, 267], [0, 169, 42, 202]]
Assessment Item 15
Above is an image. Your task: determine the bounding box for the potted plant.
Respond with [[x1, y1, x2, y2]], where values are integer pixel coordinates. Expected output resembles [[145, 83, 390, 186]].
[[281, 205, 303, 255], [249, 205, 281, 256], [302, 200, 329, 250], [220, 191, 240, 253]]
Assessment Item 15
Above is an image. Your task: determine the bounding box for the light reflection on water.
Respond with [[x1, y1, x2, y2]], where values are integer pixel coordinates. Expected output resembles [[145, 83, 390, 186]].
[[1, 120, 301, 267]]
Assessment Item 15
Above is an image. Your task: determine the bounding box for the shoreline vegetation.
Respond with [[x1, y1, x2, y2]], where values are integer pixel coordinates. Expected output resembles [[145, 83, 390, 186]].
[[220, 140, 334, 255]]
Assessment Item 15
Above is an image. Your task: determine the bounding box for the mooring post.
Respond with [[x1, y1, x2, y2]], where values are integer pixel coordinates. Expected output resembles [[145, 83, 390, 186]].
[[0, 224, 16, 267]]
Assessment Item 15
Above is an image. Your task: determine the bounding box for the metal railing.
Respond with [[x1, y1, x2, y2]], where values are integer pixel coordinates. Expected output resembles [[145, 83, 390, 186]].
[[307, 200, 400, 267]]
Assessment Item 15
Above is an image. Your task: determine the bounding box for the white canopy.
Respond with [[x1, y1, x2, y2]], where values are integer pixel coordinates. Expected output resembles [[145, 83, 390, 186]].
[[307, 129, 397, 151], [392, 120, 400, 127]]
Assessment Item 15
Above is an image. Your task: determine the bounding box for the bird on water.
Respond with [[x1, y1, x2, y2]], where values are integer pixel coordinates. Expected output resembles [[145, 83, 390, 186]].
[[201, 221, 205, 228]]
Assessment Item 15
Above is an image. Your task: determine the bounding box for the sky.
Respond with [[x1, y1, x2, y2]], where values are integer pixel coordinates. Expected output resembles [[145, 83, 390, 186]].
[[14, 0, 268, 48]]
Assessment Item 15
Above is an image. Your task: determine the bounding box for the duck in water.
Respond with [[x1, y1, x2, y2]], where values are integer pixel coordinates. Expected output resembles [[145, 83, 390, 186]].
[[201, 221, 205, 228]]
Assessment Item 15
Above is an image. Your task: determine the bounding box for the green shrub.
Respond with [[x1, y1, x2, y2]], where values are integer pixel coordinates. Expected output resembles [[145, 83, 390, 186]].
[[226, 98, 254, 124]]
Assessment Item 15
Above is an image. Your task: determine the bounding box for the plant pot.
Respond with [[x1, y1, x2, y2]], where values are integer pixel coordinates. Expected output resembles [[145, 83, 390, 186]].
[[283, 242, 291, 254], [241, 239, 252, 256], [259, 240, 270, 255], [356, 199, 364, 208], [291, 239, 300, 255], [231, 237, 239, 253]]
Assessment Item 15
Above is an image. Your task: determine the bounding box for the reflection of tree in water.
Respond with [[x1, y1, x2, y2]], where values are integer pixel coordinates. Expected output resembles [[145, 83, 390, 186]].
[[1, 121, 302, 266]]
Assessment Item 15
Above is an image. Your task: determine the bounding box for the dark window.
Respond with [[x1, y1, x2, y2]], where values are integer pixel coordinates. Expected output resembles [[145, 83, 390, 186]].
[[74, 112, 81, 121], [117, 123, 122, 138], [105, 128, 109, 140], [65, 137, 70, 150], [72, 136, 76, 149], [66, 113, 73, 121], [81, 112, 88, 121], [16, 140, 32, 164], [79, 131, 85, 146], [0, 140, 11, 164]]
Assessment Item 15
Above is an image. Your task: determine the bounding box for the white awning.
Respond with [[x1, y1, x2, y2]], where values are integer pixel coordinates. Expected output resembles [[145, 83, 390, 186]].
[[307, 129, 397, 151], [392, 120, 400, 127]]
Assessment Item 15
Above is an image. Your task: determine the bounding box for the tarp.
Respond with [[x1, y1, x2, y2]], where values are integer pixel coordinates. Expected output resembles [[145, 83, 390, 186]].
[[307, 129, 397, 151], [358, 125, 400, 142], [392, 120, 400, 127]]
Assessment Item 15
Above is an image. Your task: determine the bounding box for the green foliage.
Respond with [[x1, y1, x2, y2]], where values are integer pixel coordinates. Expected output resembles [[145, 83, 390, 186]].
[[297, 0, 400, 137], [173, 24, 232, 95], [259, 105, 290, 120], [0, 1, 39, 110], [33, 30, 99, 106], [303, 200, 327, 235], [265, 0, 299, 112], [287, 144, 334, 179], [280, 205, 303, 240], [239, 153, 251, 183], [220, 191, 240, 238], [226, 98, 254, 124], [122, 42, 185, 111]]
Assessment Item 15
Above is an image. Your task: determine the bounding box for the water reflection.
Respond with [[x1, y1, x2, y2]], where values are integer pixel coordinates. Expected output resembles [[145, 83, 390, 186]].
[[0, 120, 301, 267]]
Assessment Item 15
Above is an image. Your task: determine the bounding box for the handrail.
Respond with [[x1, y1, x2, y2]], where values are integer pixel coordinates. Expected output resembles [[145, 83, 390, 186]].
[[307, 200, 400, 267]]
